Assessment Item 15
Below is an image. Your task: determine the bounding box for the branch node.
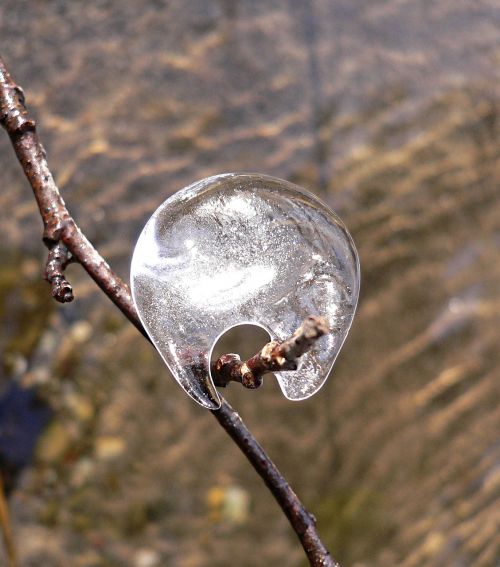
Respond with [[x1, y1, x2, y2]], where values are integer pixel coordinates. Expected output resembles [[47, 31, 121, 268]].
[[240, 363, 263, 389], [44, 242, 74, 303], [212, 316, 330, 388]]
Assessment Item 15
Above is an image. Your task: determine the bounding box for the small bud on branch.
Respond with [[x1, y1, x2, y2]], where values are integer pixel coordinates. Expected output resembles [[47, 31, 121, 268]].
[[44, 242, 74, 302]]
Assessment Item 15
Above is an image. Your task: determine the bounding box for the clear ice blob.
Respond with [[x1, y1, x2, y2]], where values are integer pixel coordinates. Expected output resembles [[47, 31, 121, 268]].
[[131, 173, 360, 409]]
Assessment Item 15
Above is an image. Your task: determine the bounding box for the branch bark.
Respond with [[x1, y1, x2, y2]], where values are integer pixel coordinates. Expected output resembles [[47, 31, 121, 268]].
[[44, 241, 74, 302], [212, 316, 329, 389], [0, 54, 338, 567]]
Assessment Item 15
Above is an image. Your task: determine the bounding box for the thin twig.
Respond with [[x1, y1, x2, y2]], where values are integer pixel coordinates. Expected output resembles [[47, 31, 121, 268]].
[[0, 57, 143, 335], [0, 474, 17, 567], [0, 54, 338, 567], [212, 316, 329, 389], [212, 401, 338, 566], [45, 241, 74, 302]]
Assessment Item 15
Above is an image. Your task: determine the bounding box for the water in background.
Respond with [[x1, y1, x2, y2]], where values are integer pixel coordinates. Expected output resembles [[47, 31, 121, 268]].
[[0, 1, 499, 565]]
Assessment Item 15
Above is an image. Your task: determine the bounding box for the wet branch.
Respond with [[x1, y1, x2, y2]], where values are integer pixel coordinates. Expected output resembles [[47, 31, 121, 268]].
[[0, 54, 338, 567], [213, 316, 329, 389]]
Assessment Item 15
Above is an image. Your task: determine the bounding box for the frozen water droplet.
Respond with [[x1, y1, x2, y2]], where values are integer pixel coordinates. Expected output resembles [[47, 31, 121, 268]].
[[131, 173, 360, 409]]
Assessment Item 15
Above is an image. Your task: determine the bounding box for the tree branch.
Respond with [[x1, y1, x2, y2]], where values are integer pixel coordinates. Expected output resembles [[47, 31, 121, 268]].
[[212, 401, 338, 566], [44, 241, 74, 302], [0, 54, 338, 567], [212, 316, 329, 389]]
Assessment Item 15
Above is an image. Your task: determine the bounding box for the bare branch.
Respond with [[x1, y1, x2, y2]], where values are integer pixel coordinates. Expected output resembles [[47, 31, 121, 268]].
[[212, 401, 338, 567], [44, 241, 74, 302], [0, 56, 142, 334], [0, 54, 338, 567], [213, 316, 329, 388]]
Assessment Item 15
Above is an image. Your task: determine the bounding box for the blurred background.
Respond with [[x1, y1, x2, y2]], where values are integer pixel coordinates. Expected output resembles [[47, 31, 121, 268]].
[[0, 1, 499, 565]]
